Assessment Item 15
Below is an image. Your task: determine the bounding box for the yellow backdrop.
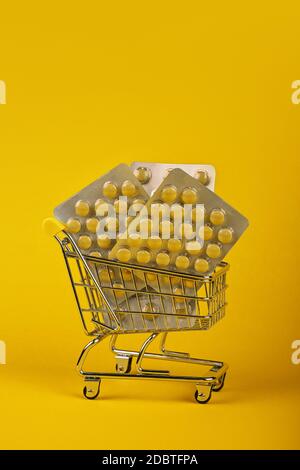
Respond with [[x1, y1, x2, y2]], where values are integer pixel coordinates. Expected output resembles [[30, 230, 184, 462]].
[[0, 1, 299, 450]]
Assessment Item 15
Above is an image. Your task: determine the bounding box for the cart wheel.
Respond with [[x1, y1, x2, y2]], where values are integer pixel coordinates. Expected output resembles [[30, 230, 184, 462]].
[[83, 379, 101, 400], [194, 386, 212, 404], [212, 373, 226, 392]]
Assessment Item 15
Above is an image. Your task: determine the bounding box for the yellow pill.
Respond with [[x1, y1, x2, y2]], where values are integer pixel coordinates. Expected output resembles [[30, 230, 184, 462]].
[[159, 220, 174, 237], [66, 218, 81, 233], [114, 199, 127, 214], [98, 268, 115, 283], [136, 249, 151, 264], [194, 169, 210, 186], [116, 248, 131, 262], [89, 251, 101, 258], [121, 269, 132, 282], [194, 258, 209, 273], [138, 218, 153, 236], [146, 273, 157, 282], [181, 187, 197, 204], [218, 227, 233, 244], [185, 240, 202, 256], [191, 206, 205, 223], [156, 252, 170, 267], [152, 202, 170, 219], [103, 181, 118, 199], [77, 235, 92, 250], [167, 238, 182, 252], [97, 234, 111, 249], [173, 287, 184, 303], [75, 200, 90, 217], [161, 185, 178, 203], [147, 236, 163, 251], [184, 279, 195, 289], [133, 167, 152, 184], [175, 255, 190, 270], [121, 180, 137, 197], [206, 243, 222, 259], [127, 233, 142, 248], [210, 208, 225, 225], [95, 199, 110, 217], [86, 218, 99, 233], [200, 224, 213, 241], [113, 282, 125, 298]]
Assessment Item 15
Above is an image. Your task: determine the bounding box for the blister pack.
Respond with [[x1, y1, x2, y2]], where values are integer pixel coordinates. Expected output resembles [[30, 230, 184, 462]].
[[131, 162, 216, 195], [54, 164, 148, 258], [109, 168, 248, 276]]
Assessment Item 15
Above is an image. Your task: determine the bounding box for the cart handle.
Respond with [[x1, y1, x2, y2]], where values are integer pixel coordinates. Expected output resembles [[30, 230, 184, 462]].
[[43, 217, 65, 237]]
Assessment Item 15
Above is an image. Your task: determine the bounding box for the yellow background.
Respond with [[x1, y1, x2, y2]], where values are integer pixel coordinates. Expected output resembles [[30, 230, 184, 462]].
[[0, 1, 300, 450]]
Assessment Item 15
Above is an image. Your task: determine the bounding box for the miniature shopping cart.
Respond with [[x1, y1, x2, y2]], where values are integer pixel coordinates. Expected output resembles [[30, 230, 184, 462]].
[[45, 218, 229, 404]]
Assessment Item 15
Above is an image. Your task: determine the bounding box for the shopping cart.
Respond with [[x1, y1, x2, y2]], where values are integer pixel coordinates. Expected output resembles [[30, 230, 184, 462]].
[[44, 218, 229, 403]]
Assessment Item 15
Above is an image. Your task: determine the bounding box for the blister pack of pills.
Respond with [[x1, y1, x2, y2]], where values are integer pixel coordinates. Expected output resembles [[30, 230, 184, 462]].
[[109, 168, 249, 276], [54, 164, 148, 258], [131, 162, 216, 195]]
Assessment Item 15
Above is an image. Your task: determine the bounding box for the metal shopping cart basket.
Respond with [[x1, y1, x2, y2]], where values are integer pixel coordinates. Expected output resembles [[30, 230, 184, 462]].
[[45, 218, 229, 403]]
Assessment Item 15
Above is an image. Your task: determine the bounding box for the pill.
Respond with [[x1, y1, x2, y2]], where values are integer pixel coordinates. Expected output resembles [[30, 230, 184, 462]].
[[113, 282, 125, 298], [103, 181, 118, 199], [116, 248, 131, 262], [147, 236, 163, 251], [194, 258, 209, 273], [159, 220, 174, 237], [156, 252, 170, 267], [136, 249, 151, 264], [138, 218, 153, 236], [218, 227, 233, 244], [97, 234, 111, 249], [194, 169, 210, 186], [86, 217, 99, 233], [66, 218, 81, 233], [114, 199, 127, 214], [167, 238, 182, 252], [127, 233, 142, 248], [206, 243, 222, 259], [173, 287, 184, 303], [121, 180, 137, 197], [95, 199, 110, 217], [185, 240, 202, 255], [199, 224, 213, 241], [160, 185, 178, 203], [75, 200, 90, 217], [175, 255, 190, 270], [89, 251, 101, 258], [181, 187, 197, 204], [99, 268, 115, 283], [77, 235, 92, 250], [121, 268, 133, 282], [146, 273, 157, 282], [184, 279, 195, 289], [210, 208, 225, 225], [133, 167, 152, 184], [152, 202, 170, 219]]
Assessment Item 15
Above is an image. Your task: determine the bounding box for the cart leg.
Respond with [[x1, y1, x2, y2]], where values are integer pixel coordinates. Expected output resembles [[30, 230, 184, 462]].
[[160, 332, 190, 358], [195, 383, 213, 404], [77, 335, 105, 399], [136, 333, 169, 375]]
